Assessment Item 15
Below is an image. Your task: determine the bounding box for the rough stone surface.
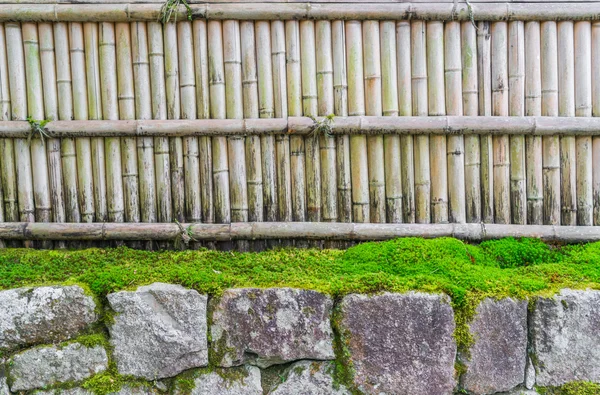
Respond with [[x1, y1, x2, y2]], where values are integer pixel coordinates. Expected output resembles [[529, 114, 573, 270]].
[[340, 292, 456, 395], [185, 366, 262, 395], [210, 288, 335, 368], [0, 285, 97, 352], [9, 343, 108, 391], [462, 298, 528, 394], [268, 361, 351, 395], [0, 368, 9, 395], [531, 289, 600, 386], [525, 358, 536, 389], [107, 283, 208, 380], [36, 385, 163, 395], [505, 390, 540, 395]]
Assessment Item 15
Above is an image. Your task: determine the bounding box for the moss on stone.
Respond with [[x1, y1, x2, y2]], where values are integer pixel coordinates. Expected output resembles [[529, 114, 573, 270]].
[[538, 381, 600, 395]]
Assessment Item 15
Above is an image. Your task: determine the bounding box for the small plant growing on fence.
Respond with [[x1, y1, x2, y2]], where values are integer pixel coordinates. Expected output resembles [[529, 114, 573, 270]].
[[159, 0, 193, 24], [309, 114, 335, 142], [26, 116, 51, 146]]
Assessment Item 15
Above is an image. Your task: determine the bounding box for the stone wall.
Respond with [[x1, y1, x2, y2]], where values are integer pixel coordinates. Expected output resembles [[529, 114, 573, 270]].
[[0, 284, 599, 395]]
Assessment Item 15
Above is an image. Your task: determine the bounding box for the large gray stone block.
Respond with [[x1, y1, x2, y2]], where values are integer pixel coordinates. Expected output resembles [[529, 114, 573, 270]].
[[340, 292, 456, 395], [182, 366, 262, 395], [462, 297, 528, 394], [9, 343, 108, 391], [0, 285, 97, 352], [210, 288, 335, 368], [531, 289, 600, 386], [267, 361, 351, 395], [36, 385, 163, 395], [107, 283, 208, 380]]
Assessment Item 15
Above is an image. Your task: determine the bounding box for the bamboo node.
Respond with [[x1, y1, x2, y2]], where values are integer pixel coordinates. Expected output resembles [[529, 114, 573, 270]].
[[26, 117, 51, 147]]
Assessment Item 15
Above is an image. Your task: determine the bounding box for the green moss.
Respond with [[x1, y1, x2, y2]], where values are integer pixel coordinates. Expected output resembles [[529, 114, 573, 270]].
[[538, 381, 600, 395]]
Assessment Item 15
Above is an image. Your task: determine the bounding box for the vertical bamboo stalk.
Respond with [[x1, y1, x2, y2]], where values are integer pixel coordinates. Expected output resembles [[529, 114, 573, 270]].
[[445, 21, 465, 223], [411, 21, 430, 224], [115, 22, 140, 226], [525, 21, 543, 225], [241, 21, 263, 225], [491, 22, 511, 224], [301, 20, 322, 223], [462, 21, 480, 223], [84, 23, 108, 224], [148, 22, 171, 231], [99, 23, 123, 225], [332, 20, 351, 223], [593, 22, 600, 225], [362, 21, 385, 224], [397, 21, 414, 223], [478, 21, 494, 223], [208, 20, 231, 225], [256, 21, 276, 222], [271, 20, 291, 222], [508, 21, 526, 225], [55, 22, 81, 225], [558, 21, 577, 226], [380, 20, 401, 223], [346, 20, 369, 223], [23, 23, 53, 238], [39, 23, 66, 243], [574, 21, 593, 226], [286, 20, 307, 222]]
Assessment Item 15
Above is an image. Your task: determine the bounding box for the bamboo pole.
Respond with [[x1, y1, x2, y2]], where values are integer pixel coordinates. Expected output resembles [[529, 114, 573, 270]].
[[286, 20, 307, 222], [558, 21, 577, 226], [316, 20, 337, 223], [39, 23, 66, 245], [54, 23, 81, 225], [574, 21, 593, 226], [593, 22, 600, 226], [346, 20, 369, 223], [508, 21, 526, 225], [398, 20, 415, 224], [241, 21, 263, 225], [491, 22, 511, 224], [445, 21, 465, 224], [333, 20, 351, 223], [116, 22, 140, 227], [525, 21, 543, 225], [256, 21, 276, 222], [462, 21, 480, 223], [380, 20, 401, 223], [99, 22, 124, 225], [541, 21, 560, 225], [478, 21, 494, 223], [208, 20, 231, 225], [412, 21, 430, 224], [363, 20, 385, 223], [271, 20, 291, 222]]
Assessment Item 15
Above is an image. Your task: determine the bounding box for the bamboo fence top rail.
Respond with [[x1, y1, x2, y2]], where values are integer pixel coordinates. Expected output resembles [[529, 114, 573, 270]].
[[1, 222, 599, 243], [0, 3, 599, 21], [4, 116, 600, 137]]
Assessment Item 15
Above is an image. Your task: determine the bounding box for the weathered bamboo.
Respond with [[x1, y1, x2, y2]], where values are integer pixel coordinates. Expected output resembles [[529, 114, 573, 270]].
[[333, 20, 351, 223], [241, 21, 264, 224], [525, 21, 543, 225], [397, 20, 415, 224], [208, 20, 231, 224], [558, 21, 577, 226], [593, 22, 600, 226], [445, 21, 465, 224], [301, 20, 322, 223], [508, 21, 526, 225], [478, 21, 494, 223], [541, 21, 560, 225], [412, 21, 430, 224], [223, 20, 248, 225], [380, 20, 401, 223], [316, 20, 337, 223], [346, 20, 369, 223], [255, 21, 276, 222], [462, 21, 480, 224], [574, 21, 593, 226]]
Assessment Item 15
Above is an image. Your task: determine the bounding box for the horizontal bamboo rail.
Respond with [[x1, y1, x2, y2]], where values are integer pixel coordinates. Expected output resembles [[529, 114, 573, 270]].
[[0, 222, 598, 243], [0, 4, 599, 22], [4, 116, 600, 137]]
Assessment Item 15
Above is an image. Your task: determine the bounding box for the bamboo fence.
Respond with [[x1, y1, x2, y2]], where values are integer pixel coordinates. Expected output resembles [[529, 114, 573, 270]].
[[0, 10, 600, 247]]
